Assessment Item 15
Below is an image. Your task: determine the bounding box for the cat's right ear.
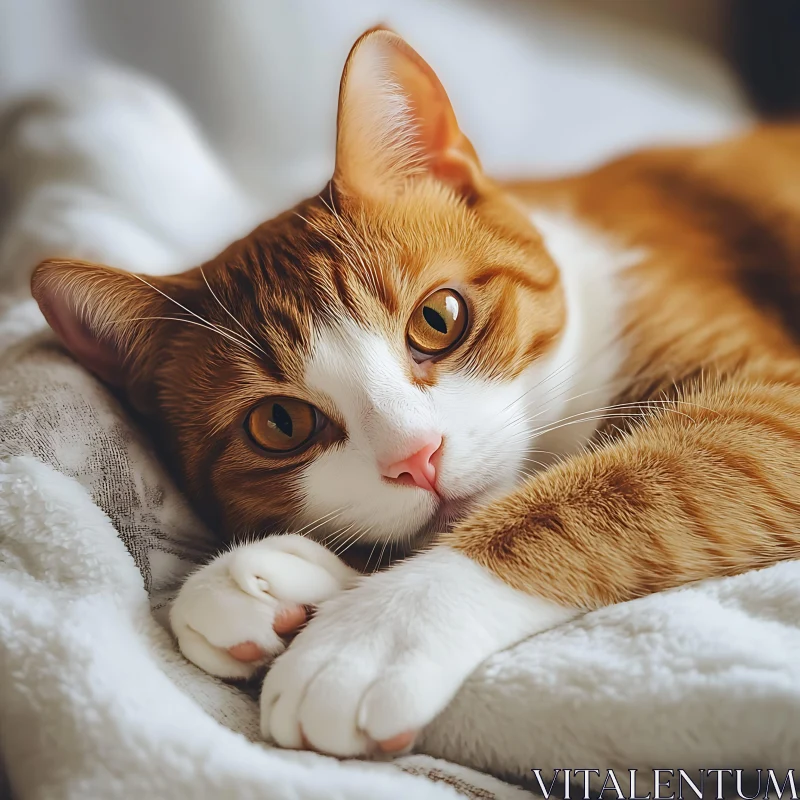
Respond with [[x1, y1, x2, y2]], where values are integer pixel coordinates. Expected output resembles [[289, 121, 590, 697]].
[[31, 259, 176, 408], [334, 27, 483, 201]]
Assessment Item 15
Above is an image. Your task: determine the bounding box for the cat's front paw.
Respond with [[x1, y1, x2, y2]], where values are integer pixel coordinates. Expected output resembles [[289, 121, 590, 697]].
[[170, 535, 358, 680], [260, 547, 576, 756]]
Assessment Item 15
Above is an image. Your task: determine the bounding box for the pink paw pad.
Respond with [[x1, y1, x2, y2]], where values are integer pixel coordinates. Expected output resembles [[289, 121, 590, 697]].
[[273, 605, 309, 635], [227, 641, 265, 662], [227, 605, 310, 663], [377, 731, 417, 754]]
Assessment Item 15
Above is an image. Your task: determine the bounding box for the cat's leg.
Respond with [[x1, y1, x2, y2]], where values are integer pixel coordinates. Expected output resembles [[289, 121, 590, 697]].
[[259, 369, 800, 755], [170, 534, 358, 680]]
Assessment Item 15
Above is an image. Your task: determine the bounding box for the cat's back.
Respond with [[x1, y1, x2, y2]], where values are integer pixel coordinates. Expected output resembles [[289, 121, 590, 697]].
[[508, 124, 800, 379], [511, 123, 800, 251]]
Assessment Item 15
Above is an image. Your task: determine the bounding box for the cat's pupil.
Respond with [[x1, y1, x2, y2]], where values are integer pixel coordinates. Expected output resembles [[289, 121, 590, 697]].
[[423, 305, 448, 334], [271, 403, 293, 437]]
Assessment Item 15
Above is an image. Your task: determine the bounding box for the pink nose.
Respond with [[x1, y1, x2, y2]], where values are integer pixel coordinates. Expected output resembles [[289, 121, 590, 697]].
[[381, 436, 442, 494]]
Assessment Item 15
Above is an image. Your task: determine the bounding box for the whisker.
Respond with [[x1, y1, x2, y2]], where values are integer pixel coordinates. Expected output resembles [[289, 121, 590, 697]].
[[520, 456, 553, 470], [112, 315, 261, 359], [199, 266, 264, 351], [528, 374, 707, 427], [528, 398, 706, 429], [293, 508, 344, 538], [328, 521, 368, 556], [321, 527, 356, 552], [506, 408, 697, 445], [499, 352, 584, 415], [495, 397, 716, 447], [307, 516, 351, 544], [333, 528, 371, 558], [375, 535, 390, 573], [128, 273, 260, 357], [364, 537, 382, 573]]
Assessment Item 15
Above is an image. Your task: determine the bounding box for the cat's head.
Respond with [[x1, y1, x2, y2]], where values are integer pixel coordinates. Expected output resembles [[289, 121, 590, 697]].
[[32, 29, 566, 549]]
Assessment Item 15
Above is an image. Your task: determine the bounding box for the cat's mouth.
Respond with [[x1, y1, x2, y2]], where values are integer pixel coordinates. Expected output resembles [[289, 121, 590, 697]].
[[397, 496, 478, 550], [429, 495, 479, 533]]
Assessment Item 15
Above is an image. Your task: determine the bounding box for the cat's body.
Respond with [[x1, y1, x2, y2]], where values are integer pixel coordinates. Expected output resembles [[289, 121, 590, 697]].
[[481, 131, 800, 604], [32, 29, 800, 757]]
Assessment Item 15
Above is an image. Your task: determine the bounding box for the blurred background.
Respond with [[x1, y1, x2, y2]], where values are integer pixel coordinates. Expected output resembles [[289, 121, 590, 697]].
[[1, 0, 799, 211]]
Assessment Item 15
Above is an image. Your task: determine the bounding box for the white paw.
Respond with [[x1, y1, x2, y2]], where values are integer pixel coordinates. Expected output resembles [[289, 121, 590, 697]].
[[170, 535, 358, 680], [260, 547, 578, 756]]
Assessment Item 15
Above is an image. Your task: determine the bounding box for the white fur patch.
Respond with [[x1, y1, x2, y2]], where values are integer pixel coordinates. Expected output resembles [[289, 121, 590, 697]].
[[299, 320, 534, 547], [524, 210, 641, 462]]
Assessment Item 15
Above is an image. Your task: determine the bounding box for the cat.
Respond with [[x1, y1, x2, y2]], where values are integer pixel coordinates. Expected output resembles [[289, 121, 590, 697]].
[[31, 26, 800, 758]]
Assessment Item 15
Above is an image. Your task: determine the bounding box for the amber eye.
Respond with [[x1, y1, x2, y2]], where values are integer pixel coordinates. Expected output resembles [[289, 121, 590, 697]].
[[246, 397, 320, 453], [407, 288, 468, 357]]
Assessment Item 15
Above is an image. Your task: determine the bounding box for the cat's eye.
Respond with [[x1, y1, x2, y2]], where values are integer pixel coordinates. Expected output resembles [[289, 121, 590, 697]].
[[407, 288, 468, 358], [245, 397, 321, 453]]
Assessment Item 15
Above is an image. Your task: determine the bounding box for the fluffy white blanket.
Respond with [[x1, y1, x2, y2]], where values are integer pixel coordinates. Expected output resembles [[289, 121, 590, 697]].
[[0, 69, 796, 800]]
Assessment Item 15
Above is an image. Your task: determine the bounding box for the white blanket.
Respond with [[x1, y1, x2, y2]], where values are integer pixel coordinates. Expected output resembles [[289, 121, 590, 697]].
[[0, 68, 796, 800]]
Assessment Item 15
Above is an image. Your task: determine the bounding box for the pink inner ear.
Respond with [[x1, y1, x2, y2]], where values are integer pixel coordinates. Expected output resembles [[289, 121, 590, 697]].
[[38, 290, 125, 386]]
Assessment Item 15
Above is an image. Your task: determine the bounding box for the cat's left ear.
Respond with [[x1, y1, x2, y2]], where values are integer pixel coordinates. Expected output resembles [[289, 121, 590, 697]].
[[334, 27, 482, 200]]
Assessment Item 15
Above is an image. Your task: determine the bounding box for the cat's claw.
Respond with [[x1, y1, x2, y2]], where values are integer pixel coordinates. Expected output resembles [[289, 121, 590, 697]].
[[170, 534, 358, 680]]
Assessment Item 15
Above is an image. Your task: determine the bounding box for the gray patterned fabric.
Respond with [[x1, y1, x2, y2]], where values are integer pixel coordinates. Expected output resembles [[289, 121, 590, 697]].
[[0, 331, 211, 599]]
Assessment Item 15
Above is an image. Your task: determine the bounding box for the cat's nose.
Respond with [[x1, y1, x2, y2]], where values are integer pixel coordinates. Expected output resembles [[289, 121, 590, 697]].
[[380, 436, 443, 493]]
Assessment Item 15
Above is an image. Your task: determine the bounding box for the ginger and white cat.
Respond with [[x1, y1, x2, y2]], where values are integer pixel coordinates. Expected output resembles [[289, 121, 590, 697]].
[[32, 28, 800, 757]]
